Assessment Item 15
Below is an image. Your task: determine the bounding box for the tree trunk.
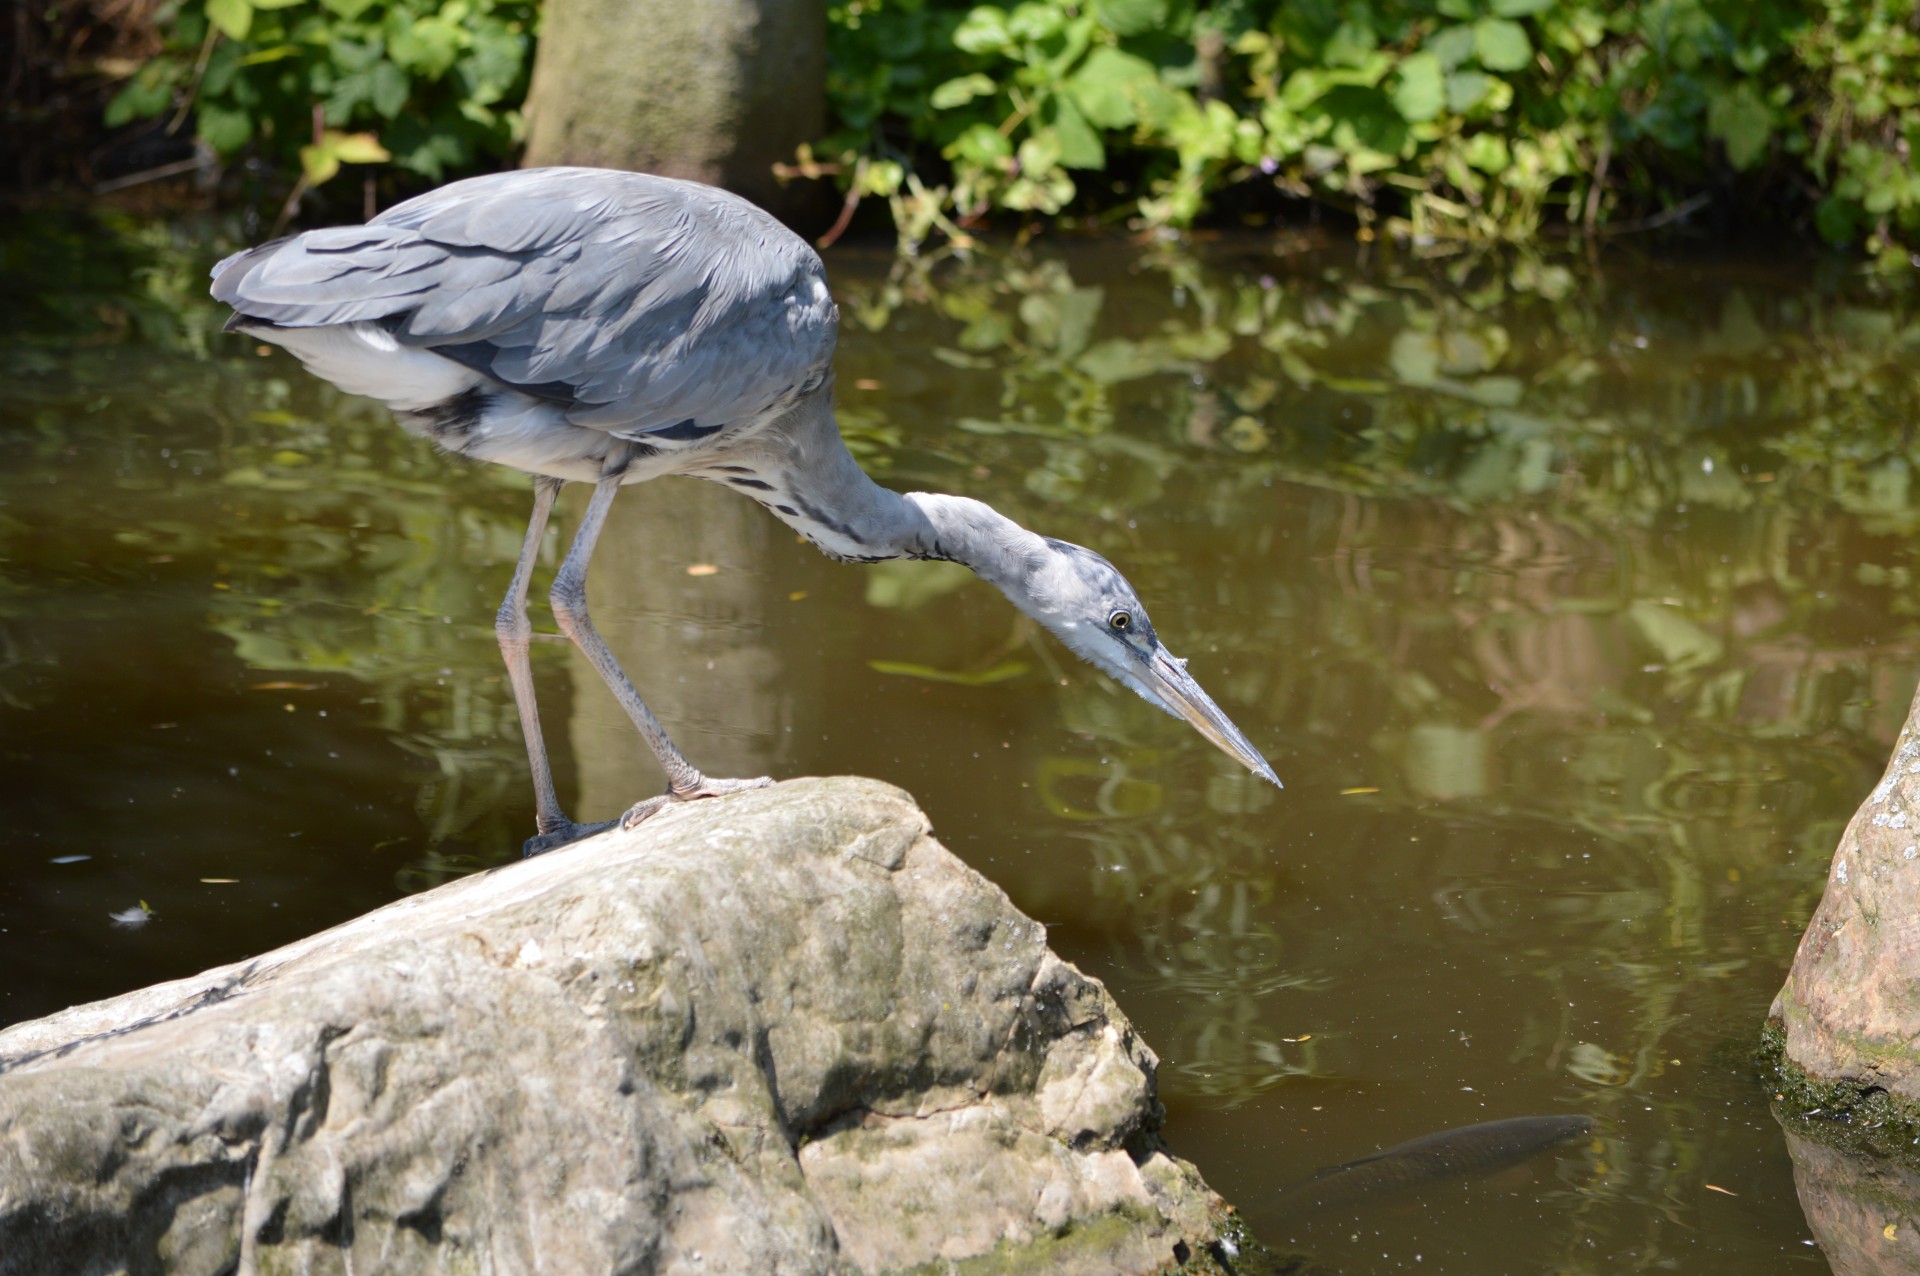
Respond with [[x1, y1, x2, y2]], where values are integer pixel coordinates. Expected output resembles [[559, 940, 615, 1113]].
[[521, 0, 826, 223]]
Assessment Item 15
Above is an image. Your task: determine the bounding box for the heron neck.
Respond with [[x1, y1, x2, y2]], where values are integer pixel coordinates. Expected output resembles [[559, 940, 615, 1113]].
[[751, 390, 1047, 586], [895, 491, 1048, 589]]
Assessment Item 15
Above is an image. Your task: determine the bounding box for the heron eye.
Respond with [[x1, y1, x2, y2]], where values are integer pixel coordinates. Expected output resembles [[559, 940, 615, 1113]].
[[1108, 610, 1132, 632]]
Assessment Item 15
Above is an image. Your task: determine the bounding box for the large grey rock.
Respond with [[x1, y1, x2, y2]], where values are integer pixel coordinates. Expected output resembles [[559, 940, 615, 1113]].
[[0, 777, 1230, 1274]]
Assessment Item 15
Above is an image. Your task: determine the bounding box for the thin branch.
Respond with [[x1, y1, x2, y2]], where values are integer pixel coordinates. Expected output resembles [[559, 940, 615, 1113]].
[[93, 153, 212, 193], [1595, 192, 1711, 237]]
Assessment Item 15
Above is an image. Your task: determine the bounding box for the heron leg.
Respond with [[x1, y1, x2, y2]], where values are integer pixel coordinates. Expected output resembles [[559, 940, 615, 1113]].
[[497, 476, 615, 857], [546, 447, 770, 840]]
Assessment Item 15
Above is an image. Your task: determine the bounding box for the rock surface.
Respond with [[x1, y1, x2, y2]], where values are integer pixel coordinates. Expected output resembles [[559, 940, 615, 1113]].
[[1771, 678, 1920, 1114], [0, 777, 1230, 1274]]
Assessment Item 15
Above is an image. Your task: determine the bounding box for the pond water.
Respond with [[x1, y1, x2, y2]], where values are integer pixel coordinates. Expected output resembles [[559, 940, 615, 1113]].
[[5, 211, 1919, 1272]]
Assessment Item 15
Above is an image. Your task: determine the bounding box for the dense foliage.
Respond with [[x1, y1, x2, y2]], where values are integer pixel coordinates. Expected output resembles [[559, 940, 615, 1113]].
[[105, 0, 535, 193], [822, 0, 1920, 260], [91, 0, 1920, 260]]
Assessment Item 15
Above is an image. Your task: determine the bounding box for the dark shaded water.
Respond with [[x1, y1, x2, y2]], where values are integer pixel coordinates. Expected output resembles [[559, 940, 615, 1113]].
[[7, 213, 1919, 1271]]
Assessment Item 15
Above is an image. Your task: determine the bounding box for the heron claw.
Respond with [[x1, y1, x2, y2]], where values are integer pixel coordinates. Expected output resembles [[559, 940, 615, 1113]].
[[618, 775, 774, 832]]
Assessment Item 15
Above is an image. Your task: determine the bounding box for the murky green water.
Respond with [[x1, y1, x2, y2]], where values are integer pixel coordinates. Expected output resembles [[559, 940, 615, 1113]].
[[7, 212, 1919, 1271]]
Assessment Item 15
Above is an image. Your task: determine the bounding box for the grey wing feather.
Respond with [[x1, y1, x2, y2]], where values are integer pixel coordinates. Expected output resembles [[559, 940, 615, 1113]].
[[210, 167, 839, 436]]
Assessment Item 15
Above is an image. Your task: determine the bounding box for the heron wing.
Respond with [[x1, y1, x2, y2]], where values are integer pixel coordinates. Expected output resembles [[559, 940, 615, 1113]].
[[210, 168, 839, 437]]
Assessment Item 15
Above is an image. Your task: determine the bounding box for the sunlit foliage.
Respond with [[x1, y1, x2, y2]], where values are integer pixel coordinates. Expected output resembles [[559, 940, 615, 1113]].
[[105, 0, 536, 194], [820, 0, 1920, 262]]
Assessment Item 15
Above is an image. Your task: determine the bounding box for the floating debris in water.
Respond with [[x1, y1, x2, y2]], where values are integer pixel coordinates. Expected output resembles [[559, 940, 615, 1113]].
[[109, 901, 156, 929]]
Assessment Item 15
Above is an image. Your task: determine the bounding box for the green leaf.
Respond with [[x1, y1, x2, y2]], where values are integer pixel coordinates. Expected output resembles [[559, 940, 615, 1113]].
[[1427, 24, 1477, 70], [105, 67, 177, 126], [368, 60, 409, 117], [1016, 128, 1062, 177], [390, 18, 462, 78], [1707, 82, 1771, 171], [1464, 131, 1510, 172], [1067, 46, 1157, 129], [320, 0, 380, 17], [1007, 1, 1065, 41], [1814, 194, 1857, 244], [1093, 0, 1166, 37], [196, 39, 241, 98], [930, 73, 998, 110], [328, 36, 383, 73], [1391, 52, 1444, 123], [206, 0, 254, 41], [1446, 70, 1492, 112], [943, 121, 1013, 167], [1050, 95, 1105, 169], [1491, 0, 1557, 15], [1473, 18, 1532, 72], [197, 100, 254, 154], [953, 7, 1013, 55], [1324, 19, 1378, 69]]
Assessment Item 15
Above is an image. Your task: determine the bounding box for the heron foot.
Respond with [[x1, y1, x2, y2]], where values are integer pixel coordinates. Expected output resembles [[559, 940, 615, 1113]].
[[522, 818, 618, 859], [618, 774, 774, 831]]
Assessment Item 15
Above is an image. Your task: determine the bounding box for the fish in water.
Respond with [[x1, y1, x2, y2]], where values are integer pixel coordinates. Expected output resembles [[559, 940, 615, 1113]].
[[1272, 1114, 1593, 1219]]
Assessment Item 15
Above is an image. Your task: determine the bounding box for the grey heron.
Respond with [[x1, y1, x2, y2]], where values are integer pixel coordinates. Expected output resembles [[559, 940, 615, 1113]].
[[210, 168, 1279, 855]]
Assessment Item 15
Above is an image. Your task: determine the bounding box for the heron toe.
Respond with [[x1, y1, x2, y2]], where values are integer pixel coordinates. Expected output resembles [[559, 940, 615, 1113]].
[[618, 774, 775, 831]]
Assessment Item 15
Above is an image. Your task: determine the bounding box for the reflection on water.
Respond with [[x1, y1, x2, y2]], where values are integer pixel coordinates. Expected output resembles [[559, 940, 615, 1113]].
[[5, 212, 1918, 1270], [1779, 1113, 1920, 1276]]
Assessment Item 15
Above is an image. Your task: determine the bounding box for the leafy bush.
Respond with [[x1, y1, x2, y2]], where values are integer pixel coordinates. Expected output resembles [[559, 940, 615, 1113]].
[[93, 0, 1920, 262], [1795, 0, 1920, 261], [105, 0, 536, 194], [820, 0, 1920, 263]]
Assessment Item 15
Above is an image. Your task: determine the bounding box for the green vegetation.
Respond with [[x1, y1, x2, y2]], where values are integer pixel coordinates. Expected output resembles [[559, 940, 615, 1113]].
[[92, 0, 1920, 260], [820, 0, 1920, 260], [105, 0, 536, 196]]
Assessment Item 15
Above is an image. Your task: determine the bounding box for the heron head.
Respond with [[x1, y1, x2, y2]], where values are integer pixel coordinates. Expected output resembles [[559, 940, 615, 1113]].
[[1004, 538, 1282, 789]]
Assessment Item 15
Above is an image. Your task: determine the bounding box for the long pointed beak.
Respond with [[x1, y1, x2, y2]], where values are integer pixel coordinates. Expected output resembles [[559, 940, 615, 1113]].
[[1142, 647, 1282, 789]]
